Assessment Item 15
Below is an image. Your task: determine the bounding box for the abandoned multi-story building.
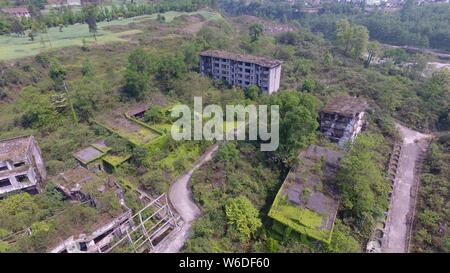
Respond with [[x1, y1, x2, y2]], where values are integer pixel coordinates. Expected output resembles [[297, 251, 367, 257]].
[[319, 96, 368, 146], [199, 50, 282, 94], [0, 135, 47, 197]]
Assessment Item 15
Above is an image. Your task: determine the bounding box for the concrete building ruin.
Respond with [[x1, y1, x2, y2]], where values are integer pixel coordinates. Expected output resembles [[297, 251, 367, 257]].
[[126, 104, 150, 119], [319, 96, 368, 146], [73, 140, 131, 173], [53, 165, 125, 204], [0, 7, 30, 18], [50, 165, 181, 253], [50, 209, 133, 253], [268, 145, 342, 243], [50, 193, 181, 253], [0, 136, 47, 197], [50, 165, 132, 253], [200, 50, 282, 94]]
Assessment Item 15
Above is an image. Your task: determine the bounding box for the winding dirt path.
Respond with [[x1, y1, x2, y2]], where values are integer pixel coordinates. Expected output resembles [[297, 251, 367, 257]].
[[154, 144, 218, 253], [382, 123, 431, 253]]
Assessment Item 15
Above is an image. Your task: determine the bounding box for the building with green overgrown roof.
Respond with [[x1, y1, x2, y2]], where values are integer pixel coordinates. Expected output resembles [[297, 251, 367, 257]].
[[73, 139, 130, 173], [268, 145, 343, 244]]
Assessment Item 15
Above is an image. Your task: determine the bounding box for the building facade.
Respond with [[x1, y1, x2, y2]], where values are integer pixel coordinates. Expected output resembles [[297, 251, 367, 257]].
[[0, 7, 30, 18], [319, 96, 368, 146], [200, 50, 282, 94], [0, 135, 47, 197]]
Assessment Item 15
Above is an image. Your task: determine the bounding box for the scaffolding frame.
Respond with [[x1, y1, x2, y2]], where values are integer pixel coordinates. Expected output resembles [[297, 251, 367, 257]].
[[104, 193, 181, 253]]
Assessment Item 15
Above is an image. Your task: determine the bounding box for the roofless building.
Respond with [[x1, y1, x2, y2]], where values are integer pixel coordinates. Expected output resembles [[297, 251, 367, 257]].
[[0, 136, 46, 197]]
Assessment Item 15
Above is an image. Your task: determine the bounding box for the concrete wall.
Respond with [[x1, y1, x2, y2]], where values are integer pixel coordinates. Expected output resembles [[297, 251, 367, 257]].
[[0, 136, 46, 196], [0, 159, 38, 196], [320, 112, 366, 146], [268, 65, 281, 94], [50, 209, 132, 253], [29, 136, 47, 181]]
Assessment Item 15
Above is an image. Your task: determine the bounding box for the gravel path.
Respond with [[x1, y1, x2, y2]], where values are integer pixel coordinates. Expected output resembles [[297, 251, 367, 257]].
[[382, 123, 431, 253], [155, 144, 218, 253]]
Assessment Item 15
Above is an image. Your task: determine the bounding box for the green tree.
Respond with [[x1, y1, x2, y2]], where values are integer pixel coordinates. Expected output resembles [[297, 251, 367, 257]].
[[216, 142, 240, 164], [123, 49, 153, 99], [364, 41, 380, 68], [335, 19, 368, 59], [183, 43, 200, 70], [301, 78, 316, 92], [244, 85, 260, 100], [419, 69, 450, 130], [337, 134, 390, 235], [144, 105, 165, 124], [249, 23, 263, 42], [155, 53, 186, 90], [327, 220, 361, 253], [140, 169, 168, 195], [49, 61, 66, 91], [264, 91, 319, 169], [0, 193, 39, 232], [336, 19, 352, 53], [18, 87, 62, 129], [81, 59, 93, 77], [131, 146, 149, 168], [225, 196, 262, 239], [28, 222, 52, 252]]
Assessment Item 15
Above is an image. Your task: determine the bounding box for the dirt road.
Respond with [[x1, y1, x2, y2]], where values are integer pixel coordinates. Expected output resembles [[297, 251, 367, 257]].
[[382, 123, 431, 253], [154, 144, 218, 253]]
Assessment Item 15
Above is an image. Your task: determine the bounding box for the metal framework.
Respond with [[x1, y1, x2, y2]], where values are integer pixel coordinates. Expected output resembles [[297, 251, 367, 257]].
[[104, 193, 181, 253]]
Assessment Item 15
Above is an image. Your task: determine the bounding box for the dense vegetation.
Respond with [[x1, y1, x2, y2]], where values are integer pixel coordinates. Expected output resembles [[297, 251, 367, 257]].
[[219, 0, 450, 51], [356, 2, 450, 51], [0, 182, 125, 252], [337, 134, 390, 238], [186, 141, 362, 253], [412, 134, 450, 253]]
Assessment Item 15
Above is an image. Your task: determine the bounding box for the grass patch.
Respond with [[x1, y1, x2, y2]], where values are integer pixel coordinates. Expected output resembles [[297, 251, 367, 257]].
[[103, 154, 132, 168], [0, 10, 222, 61]]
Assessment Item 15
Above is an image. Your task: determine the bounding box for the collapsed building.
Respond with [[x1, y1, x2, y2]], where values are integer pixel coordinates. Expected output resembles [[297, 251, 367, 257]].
[[50, 165, 181, 253], [319, 96, 368, 146], [268, 145, 342, 243], [50, 208, 133, 253], [53, 165, 125, 204], [126, 104, 150, 119], [0, 135, 47, 197], [200, 50, 282, 94], [50, 166, 132, 253]]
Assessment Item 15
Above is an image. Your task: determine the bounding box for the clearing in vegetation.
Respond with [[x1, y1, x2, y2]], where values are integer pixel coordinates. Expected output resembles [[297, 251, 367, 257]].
[[0, 10, 222, 61]]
